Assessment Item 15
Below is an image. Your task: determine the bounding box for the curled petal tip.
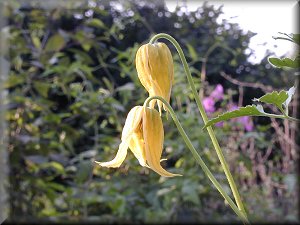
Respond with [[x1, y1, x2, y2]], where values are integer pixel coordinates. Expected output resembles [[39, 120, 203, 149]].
[[155, 168, 182, 177], [95, 160, 121, 168], [96, 141, 129, 168]]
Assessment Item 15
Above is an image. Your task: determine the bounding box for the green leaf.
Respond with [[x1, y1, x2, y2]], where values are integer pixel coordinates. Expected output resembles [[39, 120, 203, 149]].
[[282, 57, 300, 68], [41, 162, 65, 174], [43, 114, 61, 124], [186, 43, 198, 61], [85, 18, 106, 28], [33, 81, 51, 98], [44, 33, 65, 52], [203, 105, 265, 129], [82, 43, 92, 52], [4, 74, 25, 88], [253, 90, 288, 110], [31, 34, 41, 49], [268, 57, 300, 69], [47, 182, 66, 192], [68, 48, 94, 64], [268, 57, 284, 68]]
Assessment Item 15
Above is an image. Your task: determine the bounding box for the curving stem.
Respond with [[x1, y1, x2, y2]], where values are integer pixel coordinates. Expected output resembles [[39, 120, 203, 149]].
[[149, 33, 248, 220], [144, 96, 249, 224]]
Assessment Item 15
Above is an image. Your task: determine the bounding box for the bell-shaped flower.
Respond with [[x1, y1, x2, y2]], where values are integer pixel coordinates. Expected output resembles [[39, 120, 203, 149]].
[[135, 42, 174, 114], [96, 106, 181, 177]]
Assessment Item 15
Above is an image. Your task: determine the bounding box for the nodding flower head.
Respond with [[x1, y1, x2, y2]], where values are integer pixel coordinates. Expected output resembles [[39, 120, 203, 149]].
[[135, 42, 174, 114], [96, 106, 181, 177]]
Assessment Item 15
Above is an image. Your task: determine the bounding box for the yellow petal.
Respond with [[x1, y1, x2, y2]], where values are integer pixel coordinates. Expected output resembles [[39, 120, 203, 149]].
[[136, 46, 152, 93], [128, 131, 148, 167], [121, 106, 143, 141], [143, 107, 181, 177], [95, 141, 129, 168], [136, 43, 174, 112]]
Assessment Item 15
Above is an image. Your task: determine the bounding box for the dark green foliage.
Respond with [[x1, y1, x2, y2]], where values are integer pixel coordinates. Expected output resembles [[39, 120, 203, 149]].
[[3, 0, 297, 223]]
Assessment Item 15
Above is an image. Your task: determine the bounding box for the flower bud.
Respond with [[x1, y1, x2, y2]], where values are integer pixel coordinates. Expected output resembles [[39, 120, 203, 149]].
[[135, 42, 174, 113]]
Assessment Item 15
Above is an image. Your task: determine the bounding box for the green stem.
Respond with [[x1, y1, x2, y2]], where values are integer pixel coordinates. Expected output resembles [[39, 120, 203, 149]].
[[144, 96, 249, 224], [276, 107, 300, 122], [149, 33, 248, 220], [285, 115, 300, 122], [257, 112, 300, 122]]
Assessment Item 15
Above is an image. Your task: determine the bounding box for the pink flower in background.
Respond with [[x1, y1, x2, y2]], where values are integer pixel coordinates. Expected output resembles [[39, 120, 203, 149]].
[[229, 104, 239, 111], [229, 104, 254, 131], [203, 84, 224, 114], [211, 84, 224, 101], [215, 121, 224, 127], [237, 116, 254, 131], [203, 97, 215, 113]]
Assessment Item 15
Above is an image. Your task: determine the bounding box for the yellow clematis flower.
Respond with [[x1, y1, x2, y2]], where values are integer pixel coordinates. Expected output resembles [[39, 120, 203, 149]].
[[135, 42, 174, 114], [96, 106, 181, 177]]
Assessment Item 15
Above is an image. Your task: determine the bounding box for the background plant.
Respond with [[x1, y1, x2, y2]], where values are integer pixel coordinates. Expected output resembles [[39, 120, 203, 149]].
[[1, 0, 298, 223]]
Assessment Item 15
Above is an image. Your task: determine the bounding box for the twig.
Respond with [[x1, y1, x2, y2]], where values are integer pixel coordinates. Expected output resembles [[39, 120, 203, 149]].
[[220, 71, 273, 92], [262, 138, 275, 162], [238, 86, 244, 107], [271, 118, 299, 150]]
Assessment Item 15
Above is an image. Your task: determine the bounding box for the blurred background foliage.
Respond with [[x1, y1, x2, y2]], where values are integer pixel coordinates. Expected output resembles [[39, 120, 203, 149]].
[[2, 0, 298, 223]]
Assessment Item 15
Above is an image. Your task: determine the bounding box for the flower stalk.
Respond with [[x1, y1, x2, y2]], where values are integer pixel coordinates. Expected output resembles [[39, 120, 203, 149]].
[[144, 96, 249, 224], [149, 33, 248, 221]]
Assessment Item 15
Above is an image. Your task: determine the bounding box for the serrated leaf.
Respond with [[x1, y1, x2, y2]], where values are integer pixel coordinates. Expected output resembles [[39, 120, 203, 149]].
[[281, 58, 299, 68], [254, 90, 288, 110], [268, 57, 300, 69], [203, 105, 265, 129]]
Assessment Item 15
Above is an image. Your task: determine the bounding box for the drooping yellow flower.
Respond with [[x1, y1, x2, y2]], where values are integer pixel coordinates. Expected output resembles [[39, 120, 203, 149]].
[[96, 106, 181, 177], [135, 42, 174, 113]]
